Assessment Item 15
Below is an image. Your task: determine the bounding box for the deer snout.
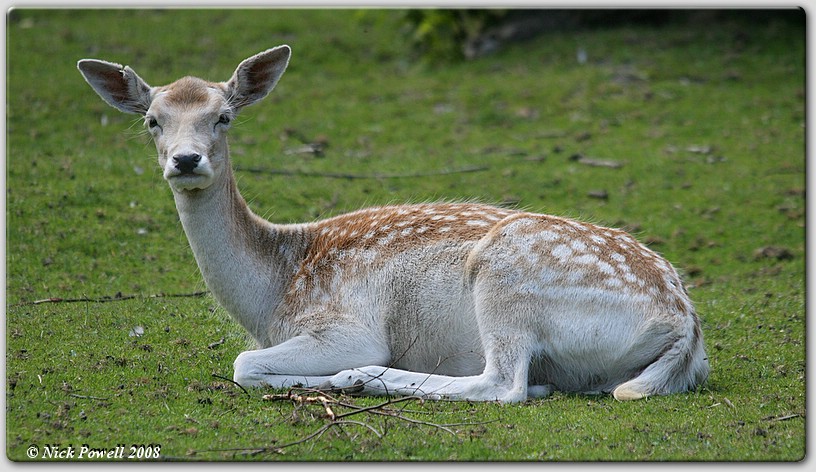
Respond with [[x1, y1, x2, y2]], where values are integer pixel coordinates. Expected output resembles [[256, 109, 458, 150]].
[[173, 153, 202, 174], [162, 149, 214, 191]]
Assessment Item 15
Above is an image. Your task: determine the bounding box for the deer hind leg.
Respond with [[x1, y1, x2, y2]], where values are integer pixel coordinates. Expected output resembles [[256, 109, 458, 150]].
[[527, 384, 555, 398], [611, 315, 710, 401]]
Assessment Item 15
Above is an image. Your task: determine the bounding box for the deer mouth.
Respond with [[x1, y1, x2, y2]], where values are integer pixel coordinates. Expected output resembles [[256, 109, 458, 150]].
[[164, 168, 214, 191]]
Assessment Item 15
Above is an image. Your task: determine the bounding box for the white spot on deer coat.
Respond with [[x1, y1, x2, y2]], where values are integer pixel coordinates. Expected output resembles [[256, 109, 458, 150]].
[[551, 244, 573, 260]]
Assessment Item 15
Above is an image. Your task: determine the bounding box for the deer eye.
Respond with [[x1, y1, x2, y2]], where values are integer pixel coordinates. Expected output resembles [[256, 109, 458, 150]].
[[147, 117, 160, 130], [217, 114, 231, 126]]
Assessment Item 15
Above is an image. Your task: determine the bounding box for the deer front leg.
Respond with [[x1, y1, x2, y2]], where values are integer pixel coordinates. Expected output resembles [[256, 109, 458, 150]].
[[325, 332, 539, 403], [233, 334, 390, 389]]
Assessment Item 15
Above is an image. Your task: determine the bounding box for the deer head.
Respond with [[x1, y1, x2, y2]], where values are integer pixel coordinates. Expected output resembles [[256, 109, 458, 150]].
[[77, 46, 291, 193]]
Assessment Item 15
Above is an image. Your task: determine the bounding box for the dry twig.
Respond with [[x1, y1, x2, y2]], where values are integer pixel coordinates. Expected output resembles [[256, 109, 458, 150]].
[[13, 291, 210, 307], [197, 387, 496, 458], [234, 164, 489, 180], [211, 374, 250, 397]]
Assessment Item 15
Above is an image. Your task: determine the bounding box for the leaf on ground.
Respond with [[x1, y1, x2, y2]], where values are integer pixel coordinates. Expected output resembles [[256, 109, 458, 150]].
[[686, 145, 713, 154], [569, 154, 624, 169], [514, 107, 539, 119], [685, 265, 704, 276], [281, 128, 329, 157], [574, 131, 592, 142], [753, 246, 794, 261]]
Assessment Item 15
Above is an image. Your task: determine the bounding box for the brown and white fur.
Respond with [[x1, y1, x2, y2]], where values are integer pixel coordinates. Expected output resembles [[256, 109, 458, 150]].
[[77, 46, 709, 402]]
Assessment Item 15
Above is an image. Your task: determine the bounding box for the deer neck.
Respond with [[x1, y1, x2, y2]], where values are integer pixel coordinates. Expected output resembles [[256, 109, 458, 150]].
[[171, 165, 303, 347]]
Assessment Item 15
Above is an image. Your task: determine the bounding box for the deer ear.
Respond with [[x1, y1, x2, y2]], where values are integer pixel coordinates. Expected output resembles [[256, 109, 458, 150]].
[[77, 59, 153, 114], [225, 45, 291, 110]]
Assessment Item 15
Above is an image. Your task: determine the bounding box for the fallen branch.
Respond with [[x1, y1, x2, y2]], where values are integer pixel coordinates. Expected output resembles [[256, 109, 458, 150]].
[[264, 391, 340, 420], [13, 291, 210, 307], [234, 164, 489, 180], [197, 388, 496, 458]]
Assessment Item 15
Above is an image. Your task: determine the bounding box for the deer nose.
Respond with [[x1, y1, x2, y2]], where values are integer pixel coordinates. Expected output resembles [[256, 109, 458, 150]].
[[173, 154, 201, 174]]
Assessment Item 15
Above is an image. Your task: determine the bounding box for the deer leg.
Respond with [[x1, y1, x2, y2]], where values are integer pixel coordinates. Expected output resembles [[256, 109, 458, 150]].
[[233, 334, 389, 389], [325, 332, 537, 403]]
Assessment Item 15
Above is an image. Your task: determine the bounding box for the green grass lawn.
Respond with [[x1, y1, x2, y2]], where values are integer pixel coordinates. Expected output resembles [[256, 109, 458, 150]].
[[5, 9, 805, 461]]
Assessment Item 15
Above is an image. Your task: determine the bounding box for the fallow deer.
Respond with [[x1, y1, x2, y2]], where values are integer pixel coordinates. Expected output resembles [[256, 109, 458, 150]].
[[77, 46, 709, 402]]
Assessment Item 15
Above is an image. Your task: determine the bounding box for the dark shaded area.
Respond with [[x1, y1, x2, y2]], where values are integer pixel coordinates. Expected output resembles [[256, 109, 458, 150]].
[[406, 8, 804, 60], [533, 8, 804, 29], [474, 8, 804, 35]]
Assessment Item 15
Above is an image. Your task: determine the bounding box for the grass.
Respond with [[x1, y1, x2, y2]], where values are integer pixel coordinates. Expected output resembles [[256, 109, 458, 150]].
[[5, 8, 805, 462]]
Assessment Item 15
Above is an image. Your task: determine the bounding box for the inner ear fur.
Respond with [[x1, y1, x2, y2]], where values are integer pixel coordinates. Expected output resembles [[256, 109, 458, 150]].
[[225, 45, 291, 110]]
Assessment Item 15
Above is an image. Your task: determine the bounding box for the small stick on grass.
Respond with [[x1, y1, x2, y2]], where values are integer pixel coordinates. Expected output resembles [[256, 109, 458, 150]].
[[15, 291, 210, 307], [211, 374, 250, 397]]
